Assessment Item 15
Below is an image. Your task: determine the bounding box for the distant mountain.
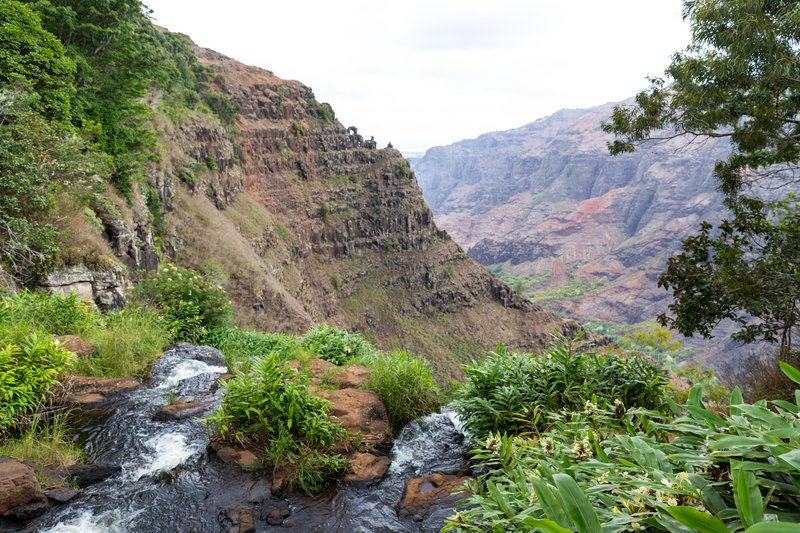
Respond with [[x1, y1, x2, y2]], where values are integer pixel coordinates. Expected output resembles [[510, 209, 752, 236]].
[[414, 101, 751, 369]]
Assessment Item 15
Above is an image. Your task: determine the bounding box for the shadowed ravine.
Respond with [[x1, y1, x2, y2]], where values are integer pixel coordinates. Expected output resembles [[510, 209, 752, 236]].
[[8, 345, 467, 533]]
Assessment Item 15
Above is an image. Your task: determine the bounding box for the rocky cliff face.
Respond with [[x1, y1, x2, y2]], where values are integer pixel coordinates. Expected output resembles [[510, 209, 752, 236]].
[[106, 42, 584, 381], [413, 102, 743, 367]]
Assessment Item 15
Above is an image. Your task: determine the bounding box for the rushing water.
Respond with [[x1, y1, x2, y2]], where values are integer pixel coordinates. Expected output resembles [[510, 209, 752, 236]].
[[7, 344, 468, 533]]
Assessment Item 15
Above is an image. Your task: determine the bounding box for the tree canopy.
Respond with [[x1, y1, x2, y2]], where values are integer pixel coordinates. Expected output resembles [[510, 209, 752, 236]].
[[603, 0, 800, 355]]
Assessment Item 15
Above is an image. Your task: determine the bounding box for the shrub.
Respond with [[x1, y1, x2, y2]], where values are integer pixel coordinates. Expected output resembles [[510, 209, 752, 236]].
[[362, 350, 440, 430], [0, 412, 81, 467], [204, 353, 347, 493], [447, 363, 800, 532], [0, 334, 72, 432], [454, 332, 668, 439], [301, 325, 375, 365], [130, 264, 233, 342]]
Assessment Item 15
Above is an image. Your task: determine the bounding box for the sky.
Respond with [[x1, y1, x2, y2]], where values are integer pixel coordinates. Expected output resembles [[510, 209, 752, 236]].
[[144, 1, 691, 153]]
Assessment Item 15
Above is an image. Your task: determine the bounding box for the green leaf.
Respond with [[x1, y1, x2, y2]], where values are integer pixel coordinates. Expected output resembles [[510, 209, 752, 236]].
[[743, 524, 800, 533], [733, 466, 763, 527], [779, 362, 800, 386], [666, 506, 728, 533], [552, 474, 602, 533], [778, 449, 800, 473], [522, 518, 574, 533]]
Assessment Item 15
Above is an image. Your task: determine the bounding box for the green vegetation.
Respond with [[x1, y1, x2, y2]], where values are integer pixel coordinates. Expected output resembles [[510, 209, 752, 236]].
[[301, 324, 375, 365], [205, 353, 347, 493], [206, 155, 218, 172], [318, 102, 333, 124], [446, 360, 800, 532], [130, 263, 233, 342], [206, 326, 305, 370], [320, 203, 330, 224], [0, 412, 81, 467], [583, 320, 694, 367], [331, 275, 340, 291], [399, 159, 409, 178], [291, 122, 303, 137], [604, 0, 800, 358], [361, 350, 439, 430], [454, 332, 667, 439]]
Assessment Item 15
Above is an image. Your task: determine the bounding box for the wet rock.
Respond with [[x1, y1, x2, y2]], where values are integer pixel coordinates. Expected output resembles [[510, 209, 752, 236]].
[[331, 364, 370, 388], [314, 389, 390, 449], [167, 343, 226, 366], [209, 443, 259, 469], [56, 335, 95, 357], [153, 401, 206, 421], [45, 487, 79, 504], [65, 463, 122, 488], [342, 452, 390, 486], [397, 473, 470, 523], [237, 507, 256, 533], [246, 477, 271, 503], [259, 500, 290, 525], [0, 457, 50, 519], [60, 375, 139, 405]]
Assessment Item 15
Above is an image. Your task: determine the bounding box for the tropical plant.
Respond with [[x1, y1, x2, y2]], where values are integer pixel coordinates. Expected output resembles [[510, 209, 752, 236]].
[[454, 332, 668, 439], [204, 353, 347, 493], [301, 324, 375, 365]]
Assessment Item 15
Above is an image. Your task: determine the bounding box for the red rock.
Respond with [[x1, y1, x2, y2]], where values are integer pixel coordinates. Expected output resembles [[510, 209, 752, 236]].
[[342, 452, 390, 486], [56, 335, 95, 357], [0, 457, 50, 519], [397, 473, 470, 521], [309, 358, 338, 382], [60, 375, 139, 405], [315, 389, 389, 449], [153, 401, 206, 421], [331, 364, 370, 388]]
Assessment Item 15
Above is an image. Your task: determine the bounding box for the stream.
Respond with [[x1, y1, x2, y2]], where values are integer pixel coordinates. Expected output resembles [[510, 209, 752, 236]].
[[7, 344, 468, 532]]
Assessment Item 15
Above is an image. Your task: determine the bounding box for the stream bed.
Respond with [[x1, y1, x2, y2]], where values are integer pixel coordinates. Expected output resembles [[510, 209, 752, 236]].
[[6, 344, 468, 532]]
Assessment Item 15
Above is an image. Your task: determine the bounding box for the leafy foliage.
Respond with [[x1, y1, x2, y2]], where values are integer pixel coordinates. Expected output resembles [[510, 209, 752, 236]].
[[300, 324, 375, 365], [0, 290, 98, 341], [361, 350, 440, 430], [130, 264, 233, 342], [204, 353, 347, 493], [0, 334, 72, 432], [603, 0, 800, 356], [206, 327, 304, 370], [454, 332, 668, 439], [447, 363, 800, 532]]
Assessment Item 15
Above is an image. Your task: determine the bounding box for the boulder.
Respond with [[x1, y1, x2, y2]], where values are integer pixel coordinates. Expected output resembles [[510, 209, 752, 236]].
[[0, 457, 50, 520], [314, 389, 390, 449], [208, 443, 259, 470], [342, 452, 390, 486], [65, 463, 122, 488], [331, 364, 370, 388], [259, 499, 290, 526], [397, 473, 471, 523], [153, 401, 206, 421], [309, 358, 338, 382], [45, 487, 79, 504], [60, 375, 139, 405], [56, 335, 95, 357]]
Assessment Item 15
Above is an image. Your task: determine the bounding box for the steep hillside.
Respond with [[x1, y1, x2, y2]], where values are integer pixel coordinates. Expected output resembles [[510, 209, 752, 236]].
[[413, 102, 745, 366], [124, 42, 583, 381]]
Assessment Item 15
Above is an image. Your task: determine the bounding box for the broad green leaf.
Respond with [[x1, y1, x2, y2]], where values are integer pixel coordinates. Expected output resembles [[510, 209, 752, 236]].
[[778, 449, 800, 473], [688, 385, 705, 407], [743, 523, 800, 533], [552, 473, 602, 533], [730, 386, 743, 406], [530, 476, 569, 527], [666, 506, 728, 533], [522, 518, 574, 533], [779, 362, 800, 386], [733, 467, 763, 527]]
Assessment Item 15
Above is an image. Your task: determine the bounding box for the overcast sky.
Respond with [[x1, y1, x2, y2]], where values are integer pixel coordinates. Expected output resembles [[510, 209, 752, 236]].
[[144, 1, 691, 153]]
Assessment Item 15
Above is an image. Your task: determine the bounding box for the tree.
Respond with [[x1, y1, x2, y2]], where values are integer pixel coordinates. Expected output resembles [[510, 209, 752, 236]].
[[603, 0, 800, 355]]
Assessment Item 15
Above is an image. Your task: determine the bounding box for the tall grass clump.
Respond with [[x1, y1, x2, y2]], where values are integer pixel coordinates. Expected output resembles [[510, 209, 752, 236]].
[[71, 307, 170, 378], [130, 264, 233, 342], [0, 290, 98, 342], [206, 327, 304, 370], [454, 332, 668, 439], [362, 350, 440, 430], [0, 412, 81, 467], [205, 353, 347, 494], [301, 324, 375, 365]]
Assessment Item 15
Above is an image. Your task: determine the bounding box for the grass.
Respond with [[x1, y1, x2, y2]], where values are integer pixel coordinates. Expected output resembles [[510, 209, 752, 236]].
[[359, 350, 440, 430], [70, 307, 170, 378], [0, 413, 82, 467]]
